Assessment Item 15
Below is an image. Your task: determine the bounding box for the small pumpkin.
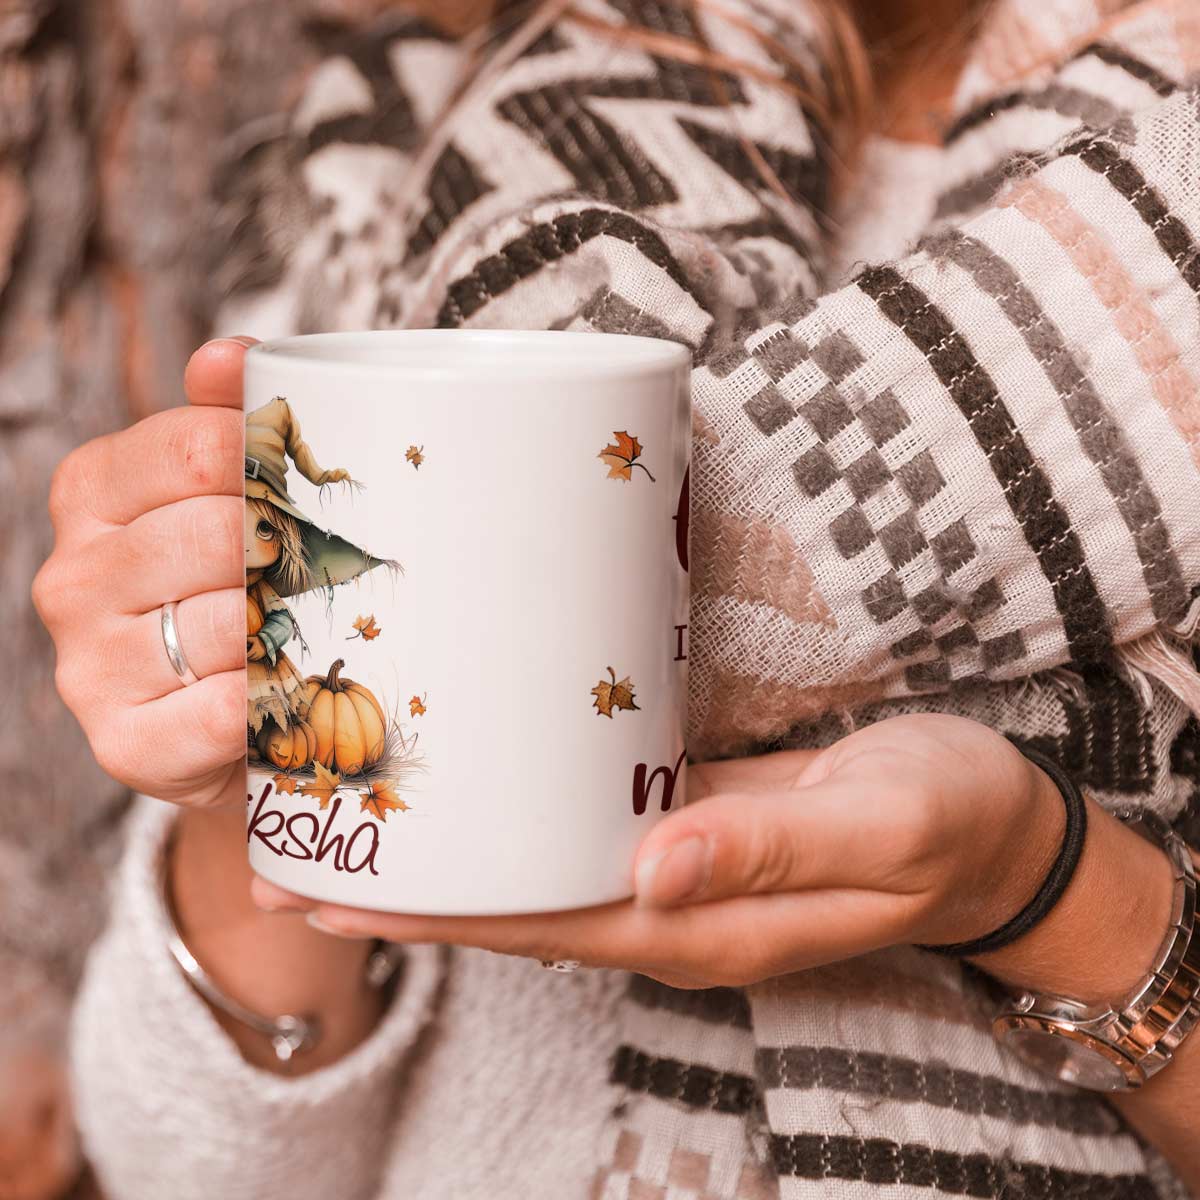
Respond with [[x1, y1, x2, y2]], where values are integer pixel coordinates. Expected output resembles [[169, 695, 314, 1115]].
[[255, 717, 318, 770], [247, 590, 265, 637], [300, 658, 387, 775]]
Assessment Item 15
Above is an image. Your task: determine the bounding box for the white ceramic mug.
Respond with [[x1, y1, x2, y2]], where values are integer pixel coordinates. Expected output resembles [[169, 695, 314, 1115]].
[[243, 330, 690, 914]]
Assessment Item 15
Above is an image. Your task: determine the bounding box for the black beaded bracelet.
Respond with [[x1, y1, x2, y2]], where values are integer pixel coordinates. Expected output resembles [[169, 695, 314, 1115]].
[[917, 742, 1088, 958]]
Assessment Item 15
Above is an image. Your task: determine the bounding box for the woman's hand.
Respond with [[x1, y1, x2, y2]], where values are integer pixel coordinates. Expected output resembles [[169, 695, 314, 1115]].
[[36, 345, 388, 1074], [34, 338, 252, 809], [253, 714, 1071, 989]]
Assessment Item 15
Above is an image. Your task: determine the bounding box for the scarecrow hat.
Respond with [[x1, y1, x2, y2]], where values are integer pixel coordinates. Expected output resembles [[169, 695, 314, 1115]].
[[246, 396, 389, 598]]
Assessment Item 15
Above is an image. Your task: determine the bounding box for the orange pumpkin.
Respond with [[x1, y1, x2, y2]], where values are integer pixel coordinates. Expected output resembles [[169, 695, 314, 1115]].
[[299, 659, 386, 775], [255, 717, 318, 770], [247, 590, 265, 637]]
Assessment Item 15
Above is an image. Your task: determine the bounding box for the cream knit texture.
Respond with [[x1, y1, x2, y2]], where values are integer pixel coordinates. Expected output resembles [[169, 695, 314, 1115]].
[[73, 799, 628, 1200]]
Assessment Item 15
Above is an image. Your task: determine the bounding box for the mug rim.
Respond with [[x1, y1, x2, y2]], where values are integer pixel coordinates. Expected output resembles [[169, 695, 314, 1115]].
[[247, 329, 692, 382]]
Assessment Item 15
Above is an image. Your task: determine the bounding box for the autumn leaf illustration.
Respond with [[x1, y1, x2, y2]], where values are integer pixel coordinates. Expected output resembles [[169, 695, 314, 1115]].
[[591, 667, 640, 718], [299, 762, 342, 810], [409, 693, 427, 717], [360, 779, 410, 822], [272, 773, 299, 796], [406, 445, 424, 470], [598, 431, 655, 483], [348, 614, 382, 641]]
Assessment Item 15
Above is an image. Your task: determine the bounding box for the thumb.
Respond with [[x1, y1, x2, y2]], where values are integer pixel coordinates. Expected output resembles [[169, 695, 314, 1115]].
[[688, 746, 823, 800], [184, 336, 258, 408], [631, 780, 855, 908]]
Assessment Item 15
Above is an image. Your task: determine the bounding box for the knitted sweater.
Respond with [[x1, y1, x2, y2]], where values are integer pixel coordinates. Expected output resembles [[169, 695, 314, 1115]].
[[74, 0, 1200, 1196]]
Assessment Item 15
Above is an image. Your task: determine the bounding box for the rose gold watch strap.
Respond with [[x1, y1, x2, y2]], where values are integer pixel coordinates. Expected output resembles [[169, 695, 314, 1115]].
[[1112, 810, 1196, 1043], [1124, 902, 1200, 1076]]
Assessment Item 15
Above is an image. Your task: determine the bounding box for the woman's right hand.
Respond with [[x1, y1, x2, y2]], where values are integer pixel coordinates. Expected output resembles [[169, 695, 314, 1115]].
[[34, 337, 255, 809], [36, 337, 390, 1072]]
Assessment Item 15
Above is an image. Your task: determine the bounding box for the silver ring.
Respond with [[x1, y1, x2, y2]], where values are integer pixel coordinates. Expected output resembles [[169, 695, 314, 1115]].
[[161, 601, 200, 686], [540, 959, 581, 973]]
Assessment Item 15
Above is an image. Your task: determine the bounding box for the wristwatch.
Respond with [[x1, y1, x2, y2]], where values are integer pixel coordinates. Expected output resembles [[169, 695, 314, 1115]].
[[993, 808, 1200, 1092]]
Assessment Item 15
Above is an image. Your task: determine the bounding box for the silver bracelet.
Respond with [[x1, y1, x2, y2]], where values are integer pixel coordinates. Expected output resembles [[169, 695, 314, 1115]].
[[159, 847, 405, 1064]]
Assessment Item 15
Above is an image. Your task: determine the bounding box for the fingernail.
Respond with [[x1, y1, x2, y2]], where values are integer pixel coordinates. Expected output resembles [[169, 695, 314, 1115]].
[[200, 335, 256, 351], [305, 911, 359, 938], [635, 836, 712, 907]]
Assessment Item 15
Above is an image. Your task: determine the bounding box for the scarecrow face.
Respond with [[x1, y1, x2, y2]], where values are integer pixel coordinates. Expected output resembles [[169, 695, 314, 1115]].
[[245, 500, 282, 571]]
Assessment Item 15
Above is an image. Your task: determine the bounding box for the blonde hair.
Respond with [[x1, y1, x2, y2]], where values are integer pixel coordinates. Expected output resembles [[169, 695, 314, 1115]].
[[248, 496, 311, 596]]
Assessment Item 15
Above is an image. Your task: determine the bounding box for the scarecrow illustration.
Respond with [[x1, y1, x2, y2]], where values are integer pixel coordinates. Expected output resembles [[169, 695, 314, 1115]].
[[245, 397, 400, 783]]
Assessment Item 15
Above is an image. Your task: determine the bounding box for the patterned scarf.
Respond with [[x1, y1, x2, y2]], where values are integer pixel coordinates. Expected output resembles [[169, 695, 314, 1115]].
[[217, 0, 1200, 1193]]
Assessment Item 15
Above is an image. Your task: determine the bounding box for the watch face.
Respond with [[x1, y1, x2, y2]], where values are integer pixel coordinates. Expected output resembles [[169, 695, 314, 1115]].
[[1005, 1026, 1132, 1092]]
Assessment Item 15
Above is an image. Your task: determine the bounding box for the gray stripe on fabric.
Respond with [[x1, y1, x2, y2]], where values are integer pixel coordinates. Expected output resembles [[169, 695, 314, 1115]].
[[433, 208, 701, 327], [923, 229, 1190, 625], [934, 151, 1045, 219], [770, 1133, 1156, 1197], [627, 974, 752, 1028], [1062, 133, 1200, 299], [756, 1045, 1121, 1136], [610, 1045, 758, 1114], [943, 82, 1129, 145], [856, 265, 1112, 665], [1071, 41, 1180, 99]]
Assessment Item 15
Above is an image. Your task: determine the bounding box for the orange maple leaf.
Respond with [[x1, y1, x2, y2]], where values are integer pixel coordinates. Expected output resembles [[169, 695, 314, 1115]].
[[591, 667, 640, 718], [598, 430, 655, 483], [272, 773, 299, 796], [298, 762, 342, 810], [360, 779, 410, 822], [348, 614, 381, 641], [405, 445, 424, 470], [409, 693, 427, 717]]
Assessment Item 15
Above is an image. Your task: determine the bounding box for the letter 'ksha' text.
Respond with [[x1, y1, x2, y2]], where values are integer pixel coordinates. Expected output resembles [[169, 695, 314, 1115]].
[[247, 783, 381, 876]]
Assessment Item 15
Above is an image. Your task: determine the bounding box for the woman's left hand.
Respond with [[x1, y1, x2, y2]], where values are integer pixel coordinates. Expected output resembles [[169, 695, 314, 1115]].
[[251, 714, 1066, 989]]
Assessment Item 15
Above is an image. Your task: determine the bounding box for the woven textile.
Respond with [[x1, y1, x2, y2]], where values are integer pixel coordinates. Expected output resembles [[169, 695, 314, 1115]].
[[78, 0, 1200, 1196], [228, 0, 1200, 1194]]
